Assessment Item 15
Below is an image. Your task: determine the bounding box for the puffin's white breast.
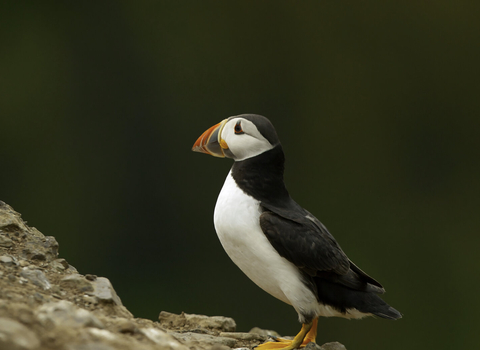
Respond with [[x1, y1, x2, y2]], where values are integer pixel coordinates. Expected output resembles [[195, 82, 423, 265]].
[[213, 171, 321, 319]]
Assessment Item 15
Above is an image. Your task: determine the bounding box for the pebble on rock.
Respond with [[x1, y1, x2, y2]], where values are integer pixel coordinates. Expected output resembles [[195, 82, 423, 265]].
[[219, 332, 266, 341], [141, 328, 190, 350], [87, 328, 118, 342], [171, 332, 237, 348], [50, 258, 69, 271], [319, 342, 348, 350], [184, 313, 236, 332], [115, 318, 139, 334], [91, 277, 123, 305], [36, 300, 105, 329], [249, 327, 281, 338], [60, 274, 94, 292], [305, 342, 323, 350], [0, 207, 28, 232], [85, 274, 97, 281], [0, 255, 14, 266], [159, 311, 187, 328], [159, 311, 236, 332], [20, 267, 51, 290], [21, 236, 58, 262], [0, 234, 13, 248]]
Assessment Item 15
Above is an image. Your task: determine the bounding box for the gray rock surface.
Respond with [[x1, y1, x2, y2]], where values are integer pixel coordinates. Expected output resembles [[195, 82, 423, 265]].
[[90, 276, 123, 305], [60, 273, 95, 292], [320, 342, 348, 350], [36, 300, 105, 329], [0, 234, 14, 247], [159, 311, 237, 332], [0, 201, 347, 350], [141, 327, 189, 350], [305, 342, 324, 350], [249, 326, 281, 338], [0, 317, 40, 350], [220, 332, 267, 341], [20, 267, 51, 290], [0, 254, 14, 265], [171, 332, 238, 348]]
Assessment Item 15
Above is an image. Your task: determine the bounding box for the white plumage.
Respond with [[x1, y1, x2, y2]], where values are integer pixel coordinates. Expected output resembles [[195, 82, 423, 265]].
[[214, 170, 320, 321]]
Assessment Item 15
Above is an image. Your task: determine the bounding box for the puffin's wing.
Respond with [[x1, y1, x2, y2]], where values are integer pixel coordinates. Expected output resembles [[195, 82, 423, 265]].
[[260, 210, 350, 276], [260, 209, 386, 293]]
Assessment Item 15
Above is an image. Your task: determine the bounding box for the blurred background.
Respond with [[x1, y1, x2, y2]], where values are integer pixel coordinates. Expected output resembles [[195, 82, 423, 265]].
[[1, 1, 479, 349]]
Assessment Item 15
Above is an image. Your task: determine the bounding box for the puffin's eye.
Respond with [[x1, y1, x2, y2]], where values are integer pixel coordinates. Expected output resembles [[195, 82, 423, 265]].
[[234, 121, 244, 135]]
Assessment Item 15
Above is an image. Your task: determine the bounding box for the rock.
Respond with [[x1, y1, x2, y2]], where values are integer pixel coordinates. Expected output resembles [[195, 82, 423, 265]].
[[0, 255, 15, 266], [86, 274, 97, 281], [0, 234, 13, 247], [159, 311, 187, 328], [115, 318, 139, 334], [20, 267, 51, 290], [18, 259, 30, 267], [171, 331, 237, 348], [83, 295, 99, 306], [0, 316, 40, 350], [249, 326, 281, 338], [159, 311, 236, 332], [0, 204, 28, 232], [90, 277, 123, 305], [219, 332, 267, 341], [21, 235, 59, 262], [31, 292, 47, 304], [305, 342, 324, 350], [84, 276, 133, 318], [87, 328, 118, 342], [141, 328, 189, 350], [185, 313, 236, 332], [66, 343, 117, 350], [212, 346, 231, 350], [320, 342, 347, 350], [44, 236, 59, 256], [16, 306, 36, 325], [36, 300, 104, 329], [60, 274, 95, 292], [67, 264, 79, 273], [50, 258, 69, 271], [0, 201, 349, 350]]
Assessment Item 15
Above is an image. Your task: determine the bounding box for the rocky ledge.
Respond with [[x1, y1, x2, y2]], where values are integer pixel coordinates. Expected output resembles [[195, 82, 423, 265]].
[[0, 201, 346, 350]]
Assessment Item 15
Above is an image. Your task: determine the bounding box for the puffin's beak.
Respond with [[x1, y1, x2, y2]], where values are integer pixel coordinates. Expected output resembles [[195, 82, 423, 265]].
[[192, 119, 229, 157]]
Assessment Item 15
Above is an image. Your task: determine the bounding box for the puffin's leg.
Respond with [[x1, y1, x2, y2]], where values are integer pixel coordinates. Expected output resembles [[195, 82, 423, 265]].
[[267, 318, 318, 347], [300, 318, 318, 346], [255, 320, 315, 350]]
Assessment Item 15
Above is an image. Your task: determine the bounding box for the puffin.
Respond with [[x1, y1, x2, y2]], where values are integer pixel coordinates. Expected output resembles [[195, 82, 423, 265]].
[[192, 114, 401, 349]]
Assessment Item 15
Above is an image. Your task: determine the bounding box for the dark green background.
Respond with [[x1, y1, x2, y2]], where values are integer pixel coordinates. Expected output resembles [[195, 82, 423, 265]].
[[2, 2, 479, 349]]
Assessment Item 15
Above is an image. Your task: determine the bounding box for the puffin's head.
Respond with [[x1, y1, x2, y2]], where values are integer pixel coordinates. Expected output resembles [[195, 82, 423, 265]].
[[192, 114, 280, 161]]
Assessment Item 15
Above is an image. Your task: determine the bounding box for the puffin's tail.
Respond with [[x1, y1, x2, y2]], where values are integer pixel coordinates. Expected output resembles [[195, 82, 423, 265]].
[[314, 277, 402, 320], [376, 306, 402, 320], [366, 293, 402, 320]]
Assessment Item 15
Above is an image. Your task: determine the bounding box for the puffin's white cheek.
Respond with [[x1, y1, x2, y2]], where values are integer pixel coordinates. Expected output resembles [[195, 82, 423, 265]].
[[229, 137, 274, 161]]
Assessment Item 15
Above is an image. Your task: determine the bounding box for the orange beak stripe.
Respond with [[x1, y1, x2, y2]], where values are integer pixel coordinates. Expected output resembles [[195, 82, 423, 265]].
[[192, 119, 228, 158]]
